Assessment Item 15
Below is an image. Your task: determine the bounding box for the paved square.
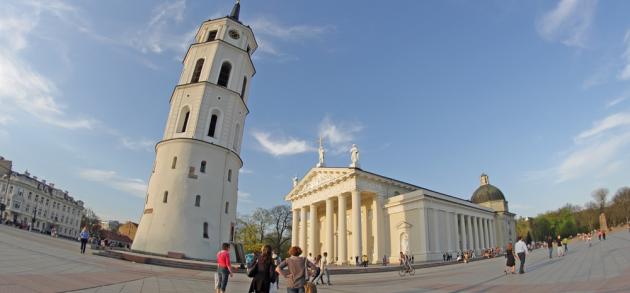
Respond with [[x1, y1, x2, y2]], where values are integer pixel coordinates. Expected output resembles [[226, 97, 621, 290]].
[[1, 225, 629, 292]]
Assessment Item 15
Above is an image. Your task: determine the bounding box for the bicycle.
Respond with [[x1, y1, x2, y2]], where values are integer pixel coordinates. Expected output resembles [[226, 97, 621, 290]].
[[398, 262, 416, 277]]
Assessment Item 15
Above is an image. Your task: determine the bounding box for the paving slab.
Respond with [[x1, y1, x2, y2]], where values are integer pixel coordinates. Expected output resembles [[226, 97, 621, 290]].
[[2, 224, 630, 292]]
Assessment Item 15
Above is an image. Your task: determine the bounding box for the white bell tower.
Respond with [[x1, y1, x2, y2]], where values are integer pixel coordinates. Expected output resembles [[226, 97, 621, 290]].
[[132, 1, 257, 260]]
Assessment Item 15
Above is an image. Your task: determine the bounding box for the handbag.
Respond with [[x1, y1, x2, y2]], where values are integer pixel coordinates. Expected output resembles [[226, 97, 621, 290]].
[[247, 258, 259, 278], [303, 258, 317, 293]]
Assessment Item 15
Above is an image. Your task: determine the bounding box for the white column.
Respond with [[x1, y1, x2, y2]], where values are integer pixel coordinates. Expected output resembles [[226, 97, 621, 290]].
[[466, 215, 473, 251], [452, 213, 459, 252], [483, 219, 492, 248], [490, 219, 495, 248], [337, 194, 347, 265], [300, 206, 307, 254], [372, 196, 385, 263], [351, 190, 362, 261], [482, 218, 487, 249], [432, 209, 440, 253], [446, 211, 453, 252], [472, 216, 479, 251], [325, 198, 334, 261], [478, 217, 484, 249], [309, 204, 318, 256], [459, 214, 467, 250], [291, 208, 299, 246]]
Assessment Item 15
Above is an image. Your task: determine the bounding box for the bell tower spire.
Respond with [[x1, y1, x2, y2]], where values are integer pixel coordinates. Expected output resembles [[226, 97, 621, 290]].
[[229, 0, 240, 21]]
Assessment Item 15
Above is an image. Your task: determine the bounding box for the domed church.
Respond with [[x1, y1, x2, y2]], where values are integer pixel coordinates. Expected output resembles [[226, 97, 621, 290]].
[[284, 146, 517, 264]]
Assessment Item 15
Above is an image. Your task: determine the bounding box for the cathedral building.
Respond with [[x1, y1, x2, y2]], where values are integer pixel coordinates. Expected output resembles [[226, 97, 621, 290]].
[[132, 1, 256, 260], [285, 146, 516, 264]]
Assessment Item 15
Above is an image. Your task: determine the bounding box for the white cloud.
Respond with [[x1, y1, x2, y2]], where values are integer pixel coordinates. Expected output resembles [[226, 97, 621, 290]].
[[239, 168, 253, 174], [253, 131, 315, 156], [575, 112, 630, 141], [238, 191, 253, 204], [619, 29, 630, 80], [536, 0, 597, 47], [556, 133, 630, 182], [247, 17, 334, 59], [128, 0, 195, 56], [0, 2, 96, 130], [79, 168, 147, 198], [606, 95, 629, 108], [119, 137, 155, 152], [0, 115, 14, 126], [540, 111, 630, 183], [319, 116, 363, 154]]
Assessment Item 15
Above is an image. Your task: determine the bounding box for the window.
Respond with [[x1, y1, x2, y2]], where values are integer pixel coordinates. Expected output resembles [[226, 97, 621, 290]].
[[241, 77, 247, 98], [246, 46, 251, 54], [227, 169, 232, 182], [145, 193, 149, 204], [225, 202, 229, 214], [171, 156, 177, 169], [200, 161, 206, 173], [217, 62, 231, 87], [195, 195, 201, 207], [163, 191, 168, 203], [191, 59, 204, 83], [207, 30, 217, 42], [208, 114, 218, 137], [178, 107, 190, 133], [203, 222, 209, 238]]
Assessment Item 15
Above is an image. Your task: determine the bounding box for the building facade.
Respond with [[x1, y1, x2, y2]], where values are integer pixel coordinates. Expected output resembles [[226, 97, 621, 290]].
[[132, 2, 257, 260], [0, 157, 84, 238], [285, 154, 516, 264], [118, 221, 139, 241]]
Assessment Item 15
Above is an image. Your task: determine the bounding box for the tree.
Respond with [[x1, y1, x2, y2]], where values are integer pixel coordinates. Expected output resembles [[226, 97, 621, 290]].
[[250, 208, 272, 242], [612, 187, 630, 225], [266, 205, 292, 254], [235, 217, 263, 253], [592, 188, 608, 213], [80, 208, 102, 237]]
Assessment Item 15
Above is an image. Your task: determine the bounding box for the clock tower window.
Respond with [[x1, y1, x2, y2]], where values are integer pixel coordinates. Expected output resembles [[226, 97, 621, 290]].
[[217, 62, 232, 87], [206, 30, 217, 42], [190, 59, 204, 83]]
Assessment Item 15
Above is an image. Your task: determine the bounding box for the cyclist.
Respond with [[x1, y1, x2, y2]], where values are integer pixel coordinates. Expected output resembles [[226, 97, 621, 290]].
[[399, 251, 411, 272]]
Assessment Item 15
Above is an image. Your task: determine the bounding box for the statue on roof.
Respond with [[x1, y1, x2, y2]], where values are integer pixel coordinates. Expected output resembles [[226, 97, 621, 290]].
[[349, 144, 360, 168], [316, 136, 325, 167]]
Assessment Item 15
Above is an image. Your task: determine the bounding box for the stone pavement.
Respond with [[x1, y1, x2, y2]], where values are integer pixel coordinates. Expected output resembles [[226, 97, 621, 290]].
[[1, 224, 630, 292]]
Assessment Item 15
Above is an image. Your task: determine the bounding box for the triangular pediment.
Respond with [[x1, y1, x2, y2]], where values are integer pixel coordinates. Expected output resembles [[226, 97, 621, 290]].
[[285, 168, 353, 200]]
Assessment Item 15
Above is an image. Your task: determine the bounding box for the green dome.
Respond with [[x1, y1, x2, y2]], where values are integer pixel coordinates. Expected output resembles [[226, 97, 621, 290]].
[[471, 184, 505, 204]]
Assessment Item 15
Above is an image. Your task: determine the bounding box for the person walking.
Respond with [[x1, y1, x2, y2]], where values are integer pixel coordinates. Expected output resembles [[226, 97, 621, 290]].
[[504, 242, 516, 274], [79, 227, 89, 254], [316, 252, 331, 285], [546, 235, 553, 259], [310, 255, 322, 283], [515, 236, 528, 274], [556, 235, 564, 257], [562, 237, 568, 253], [276, 246, 318, 293], [248, 245, 277, 293], [272, 249, 282, 291], [216, 243, 234, 293]]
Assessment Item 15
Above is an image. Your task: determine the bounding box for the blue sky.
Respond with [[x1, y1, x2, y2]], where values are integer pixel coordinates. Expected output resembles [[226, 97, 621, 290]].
[[1, 0, 629, 222]]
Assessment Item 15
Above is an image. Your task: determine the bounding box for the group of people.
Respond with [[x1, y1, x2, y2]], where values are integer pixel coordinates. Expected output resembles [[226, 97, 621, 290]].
[[503, 236, 529, 274], [215, 244, 331, 293], [544, 235, 569, 258]]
